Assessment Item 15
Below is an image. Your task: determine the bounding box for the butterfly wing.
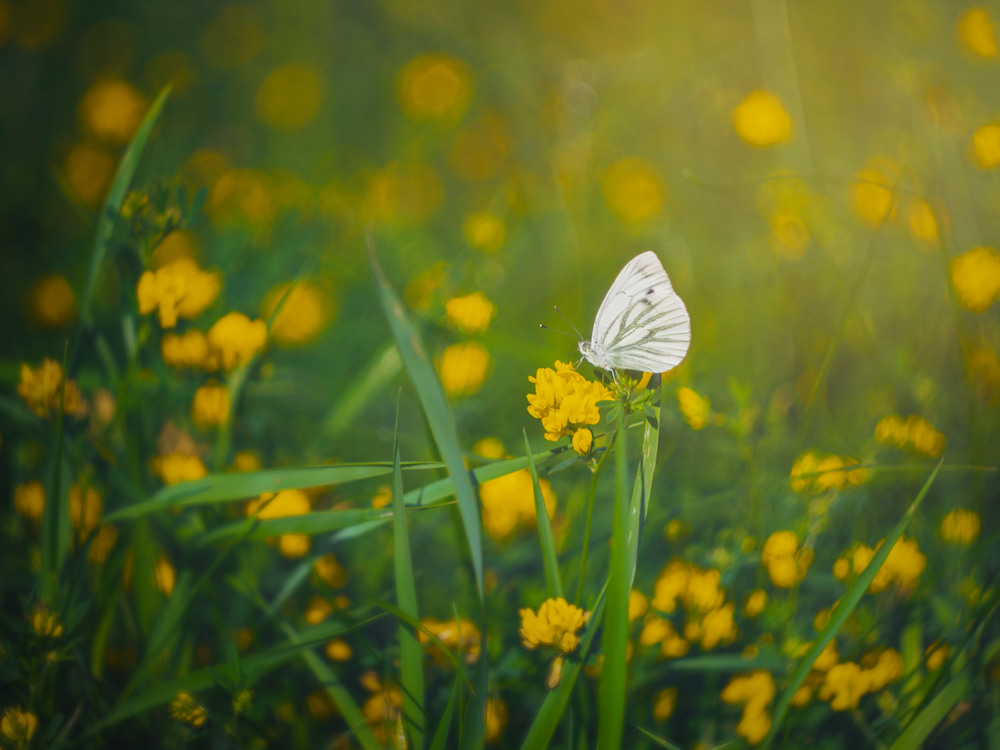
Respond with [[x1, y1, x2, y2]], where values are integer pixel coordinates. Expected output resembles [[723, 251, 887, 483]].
[[588, 251, 691, 372]]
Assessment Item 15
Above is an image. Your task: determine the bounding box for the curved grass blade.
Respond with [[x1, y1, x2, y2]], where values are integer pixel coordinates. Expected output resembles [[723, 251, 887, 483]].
[[428, 670, 462, 750], [761, 457, 944, 749], [887, 669, 970, 750], [597, 408, 629, 749], [524, 430, 563, 599], [323, 343, 402, 439], [393, 397, 425, 749], [367, 235, 484, 602], [194, 507, 395, 546]]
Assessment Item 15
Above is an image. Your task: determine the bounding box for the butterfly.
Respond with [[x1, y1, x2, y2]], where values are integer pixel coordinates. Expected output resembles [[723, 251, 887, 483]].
[[578, 251, 691, 374]]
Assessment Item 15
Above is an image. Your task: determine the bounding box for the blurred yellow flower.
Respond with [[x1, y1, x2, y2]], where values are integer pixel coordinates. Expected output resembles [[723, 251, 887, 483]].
[[485, 697, 508, 744], [519, 597, 590, 653], [677, 387, 712, 430], [360, 672, 403, 744], [315, 553, 349, 588], [761, 530, 812, 588], [479, 468, 556, 540], [206, 312, 267, 370], [863, 648, 903, 691], [463, 210, 507, 252], [153, 452, 208, 485], [155, 553, 176, 596], [950, 246, 1000, 311], [450, 112, 510, 181], [957, 7, 999, 58], [850, 158, 899, 228], [445, 292, 496, 334], [418, 616, 482, 666], [201, 5, 263, 68], [653, 687, 678, 721], [88, 524, 118, 564], [63, 142, 115, 205], [161, 330, 210, 369], [170, 691, 207, 727], [262, 281, 334, 346], [721, 670, 774, 744], [628, 589, 649, 622], [926, 642, 950, 670], [857, 535, 925, 593], [970, 345, 1000, 400], [151, 229, 198, 268], [732, 90, 793, 147], [69, 483, 102, 537], [18, 358, 86, 419], [527, 360, 613, 441], [940, 508, 980, 544], [305, 596, 334, 624], [31, 604, 64, 638], [472, 436, 505, 458], [814, 640, 839, 672], [439, 342, 491, 396], [15, 481, 45, 521], [365, 162, 443, 225], [30, 274, 77, 327], [970, 123, 1000, 168], [397, 53, 472, 120], [370, 485, 392, 509], [208, 169, 276, 227], [789, 451, 868, 493], [79, 79, 147, 144], [255, 63, 323, 131], [744, 589, 767, 617], [1, 707, 38, 745], [137, 258, 221, 329], [191, 382, 230, 428], [325, 638, 352, 661], [602, 157, 664, 222], [874, 413, 946, 457], [571, 427, 593, 456], [246, 489, 311, 557], [639, 614, 690, 658], [819, 661, 866, 710], [907, 198, 941, 245]]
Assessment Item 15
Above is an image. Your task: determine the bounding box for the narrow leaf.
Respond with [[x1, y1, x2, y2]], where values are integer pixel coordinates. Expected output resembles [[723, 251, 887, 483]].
[[524, 430, 563, 599]]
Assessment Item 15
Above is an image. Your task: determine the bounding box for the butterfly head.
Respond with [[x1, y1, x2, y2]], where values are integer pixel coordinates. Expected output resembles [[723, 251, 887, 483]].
[[578, 339, 611, 371]]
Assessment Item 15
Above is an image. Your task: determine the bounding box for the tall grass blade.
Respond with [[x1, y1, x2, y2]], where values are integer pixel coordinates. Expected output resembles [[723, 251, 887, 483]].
[[323, 343, 402, 439], [626, 387, 661, 585], [887, 669, 970, 750], [524, 430, 563, 598], [428, 671, 462, 750]]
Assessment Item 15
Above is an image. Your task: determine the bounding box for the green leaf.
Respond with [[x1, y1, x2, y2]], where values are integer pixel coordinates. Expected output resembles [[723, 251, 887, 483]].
[[524, 430, 563, 599], [626, 390, 661, 585], [428, 671, 462, 750], [887, 669, 970, 750], [194, 507, 396, 546]]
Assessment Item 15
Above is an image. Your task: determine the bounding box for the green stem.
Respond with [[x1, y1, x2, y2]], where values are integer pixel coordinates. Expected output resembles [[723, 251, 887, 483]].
[[574, 433, 615, 606]]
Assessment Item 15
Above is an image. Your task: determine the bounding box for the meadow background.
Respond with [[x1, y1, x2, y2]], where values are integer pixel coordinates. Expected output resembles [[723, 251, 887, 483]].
[[1, 0, 999, 747]]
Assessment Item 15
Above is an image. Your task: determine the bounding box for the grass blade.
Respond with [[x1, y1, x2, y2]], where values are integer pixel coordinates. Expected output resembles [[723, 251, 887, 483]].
[[761, 457, 944, 749], [393, 395, 426, 749], [887, 669, 970, 750], [367, 235, 484, 602], [322, 343, 402, 439], [597, 408, 629, 749], [626, 389, 661, 585], [524, 429, 563, 599], [428, 670, 461, 750]]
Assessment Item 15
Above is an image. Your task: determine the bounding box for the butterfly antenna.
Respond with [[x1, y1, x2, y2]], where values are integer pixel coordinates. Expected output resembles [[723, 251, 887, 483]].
[[553, 306, 585, 340], [539, 323, 576, 338]]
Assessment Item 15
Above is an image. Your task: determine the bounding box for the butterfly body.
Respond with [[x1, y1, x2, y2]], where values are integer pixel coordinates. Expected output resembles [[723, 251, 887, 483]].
[[579, 251, 691, 373]]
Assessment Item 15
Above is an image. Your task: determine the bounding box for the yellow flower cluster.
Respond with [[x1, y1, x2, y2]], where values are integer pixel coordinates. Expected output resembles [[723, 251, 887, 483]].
[[957, 6, 999, 58], [519, 597, 590, 654], [643, 560, 737, 652], [463, 210, 506, 252], [950, 246, 1000, 312], [14, 481, 45, 521], [314, 553, 349, 588], [833, 536, 926, 594], [137, 257, 221, 328], [30, 274, 77, 327], [731, 90, 793, 148], [439, 342, 491, 397], [1, 706, 38, 746], [360, 671, 404, 744], [761, 531, 813, 588], [527, 360, 614, 444], [418, 616, 482, 666], [874, 414, 946, 457], [206, 312, 267, 370], [677, 386, 712, 430], [445, 291, 496, 334], [191, 383, 230, 428], [789, 451, 868, 493], [652, 687, 678, 721], [744, 589, 768, 617], [970, 124, 1000, 169], [721, 670, 775, 744], [246, 489, 312, 557], [261, 281, 334, 346], [152, 452, 208, 485], [161, 330, 210, 368], [816, 649, 903, 711], [170, 691, 207, 727], [940, 508, 980, 545], [79, 79, 147, 144], [18, 359, 87, 419], [850, 157, 899, 228], [31, 604, 64, 638], [479, 469, 556, 540], [485, 697, 509, 744]]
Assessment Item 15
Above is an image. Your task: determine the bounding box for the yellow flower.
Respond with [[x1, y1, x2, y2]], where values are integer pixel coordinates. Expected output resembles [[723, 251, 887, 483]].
[[463, 210, 506, 252], [874, 414, 946, 457], [744, 589, 767, 617], [602, 157, 664, 222], [305, 596, 334, 624], [736, 704, 771, 744], [957, 7, 999, 58], [527, 360, 614, 441], [677, 387, 711, 430], [69, 483, 102, 537], [231, 450, 260, 472], [14, 481, 45, 521], [761, 530, 812, 588], [153, 452, 208, 485], [314, 553, 349, 588], [418, 616, 482, 666], [155, 553, 176, 596], [246, 489, 311, 558], [940, 508, 981, 545], [206, 312, 267, 370], [88, 524, 119, 564], [30, 274, 77, 327], [170, 691, 207, 727], [819, 661, 868, 710], [18, 358, 87, 419], [137, 258, 221, 329], [951, 246, 1000, 311], [850, 158, 899, 228], [1, 707, 38, 745], [31, 604, 64, 638], [79, 79, 147, 143], [438, 342, 491, 396], [485, 697, 508, 744], [360, 672, 404, 743], [789, 451, 867, 493], [721, 671, 775, 744], [397, 53, 472, 121], [926, 642, 950, 670], [161, 330, 210, 369], [63, 142, 115, 206], [370, 485, 392, 509], [473, 436, 506, 458], [255, 63, 323, 131], [445, 292, 496, 334], [833, 557, 850, 580], [261, 281, 334, 346], [325, 638, 352, 661], [863, 648, 903, 691], [852, 536, 926, 594], [479, 469, 556, 540], [653, 687, 678, 721], [628, 589, 649, 622], [191, 382, 230, 428], [732, 90, 793, 147], [907, 199, 941, 245], [971, 123, 1000, 169], [519, 597, 590, 654], [571, 427, 593, 456], [699, 602, 737, 649]]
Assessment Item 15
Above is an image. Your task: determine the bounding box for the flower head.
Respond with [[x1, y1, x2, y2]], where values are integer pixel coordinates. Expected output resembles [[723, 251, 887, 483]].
[[439, 342, 491, 397], [527, 361, 614, 442], [875, 414, 946, 457], [950, 246, 1000, 312], [261, 281, 334, 346], [519, 597, 590, 654], [1, 707, 38, 745], [170, 691, 207, 727], [18, 359, 87, 419], [940, 508, 980, 545], [206, 312, 267, 370], [479, 469, 556, 540], [732, 90, 793, 147], [191, 382, 230, 428], [137, 258, 220, 329], [445, 292, 496, 334], [419, 616, 482, 666]]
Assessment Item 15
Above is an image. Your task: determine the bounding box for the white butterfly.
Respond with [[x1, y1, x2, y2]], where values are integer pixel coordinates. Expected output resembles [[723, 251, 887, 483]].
[[578, 251, 691, 373]]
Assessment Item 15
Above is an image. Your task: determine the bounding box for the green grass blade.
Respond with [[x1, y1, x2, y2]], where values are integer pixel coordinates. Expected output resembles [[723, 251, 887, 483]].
[[626, 389, 661, 586], [597, 408, 630, 749], [887, 669, 970, 750], [322, 343, 402, 439], [393, 397, 426, 750], [367, 236, 484, 602], [524, 430, 563, 599], [635, 726, 685, 750], [428, 670, 461, 750], [194, 507, 396, 546], [761, 457, 944, 749]]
